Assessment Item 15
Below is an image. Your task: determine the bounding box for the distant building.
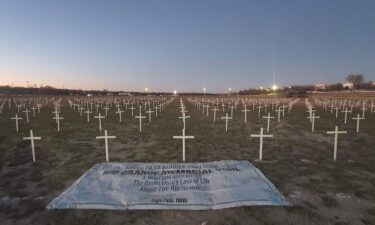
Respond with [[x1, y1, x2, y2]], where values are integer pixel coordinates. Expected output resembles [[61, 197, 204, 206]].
[[118, 92, 131, 96], [314, 84, 327, 90], [342, 82, 354, 89]]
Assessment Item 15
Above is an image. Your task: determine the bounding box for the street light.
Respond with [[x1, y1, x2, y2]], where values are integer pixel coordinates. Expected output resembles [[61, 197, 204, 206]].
[[203, 87, 206, 96], [272, 85, 278, 96], [173, 90, 177, 96]]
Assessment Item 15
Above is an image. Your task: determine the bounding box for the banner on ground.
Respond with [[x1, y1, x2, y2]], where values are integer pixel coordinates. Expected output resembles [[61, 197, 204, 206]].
[[47, 160, 289, 210]]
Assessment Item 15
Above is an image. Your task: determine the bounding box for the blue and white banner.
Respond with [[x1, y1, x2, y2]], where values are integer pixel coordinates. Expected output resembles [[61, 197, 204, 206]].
[[47, 160, 288, 210]]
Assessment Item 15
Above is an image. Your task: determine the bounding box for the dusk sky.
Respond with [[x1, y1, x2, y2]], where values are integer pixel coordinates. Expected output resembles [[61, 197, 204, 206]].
[[1, 0, 374, 92]]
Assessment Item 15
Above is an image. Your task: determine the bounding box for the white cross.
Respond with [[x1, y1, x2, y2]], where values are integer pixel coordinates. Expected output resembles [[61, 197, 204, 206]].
[[79, 106, 84, 116], [262, 112, 275, 132], [241, 105, 250, 123], [327, 126, 347, 161], [179, 113, 190, 129], [96, 130, 116, 162], [361, 104, 367, 118], [103, 106, 110, 117], [116, 109, 124, 123], [129, 105, 136, 117], [146, 109, 154, 122], [275, 107, 282, 123], [352, 113, 364, 133], [135, 111, 146, 132], [251, 127, 273, 161], [31, 106, 37, 117], [229, 105, 235, 117], [94, 113, 105, 132], [307, 113, 320, 132], [173, 128, 194, 162], [154, 105, 161, 117], [221, 113, 232, 132], [334, 107, 340, 118], [23, 108, 30, 123], [221, 103, 226, 112], [53, 113, 64, 132], [257, 105, 263, 117], [211, 107, 219, 122], [11, 114, 22, 133], [341, 108, 351, 124], [23, 130, 41, 162], [85, 109, 92, 123], [205, 104, 210, 117]]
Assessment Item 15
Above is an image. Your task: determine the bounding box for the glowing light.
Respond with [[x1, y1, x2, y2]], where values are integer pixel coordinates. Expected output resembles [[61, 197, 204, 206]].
[[272, 85, 278, 90], [145, 87, 148, 92], [173, 90, 177, 95]]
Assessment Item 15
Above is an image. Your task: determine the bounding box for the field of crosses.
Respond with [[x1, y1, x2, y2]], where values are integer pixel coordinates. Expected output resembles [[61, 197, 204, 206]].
[[0, 94, 374, 225]]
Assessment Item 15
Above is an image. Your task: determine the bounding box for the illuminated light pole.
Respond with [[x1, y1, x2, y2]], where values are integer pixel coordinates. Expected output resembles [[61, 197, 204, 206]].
[[173, 90, 177, 96], [260, 86, 264, 95], [145, 87, 148, 96], [203, 87, 206, 96], [272, 85, 278, 97], [228, 88, 232, 95]]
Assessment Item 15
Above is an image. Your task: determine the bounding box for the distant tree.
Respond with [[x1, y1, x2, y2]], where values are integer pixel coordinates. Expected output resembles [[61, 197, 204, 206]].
[[346, 74, 365, 89], [329, 83, 344, 91]]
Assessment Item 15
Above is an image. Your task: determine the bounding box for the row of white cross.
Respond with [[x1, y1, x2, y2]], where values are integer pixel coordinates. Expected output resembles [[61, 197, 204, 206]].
[[8, 96, 373, 163]]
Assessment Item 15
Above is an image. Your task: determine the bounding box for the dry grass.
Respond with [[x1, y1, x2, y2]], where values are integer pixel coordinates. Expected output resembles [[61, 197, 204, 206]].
[[0, 96, 374, 225]]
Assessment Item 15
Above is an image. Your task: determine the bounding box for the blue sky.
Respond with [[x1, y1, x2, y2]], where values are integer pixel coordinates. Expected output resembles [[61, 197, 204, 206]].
[[0, 0, 374, 92]]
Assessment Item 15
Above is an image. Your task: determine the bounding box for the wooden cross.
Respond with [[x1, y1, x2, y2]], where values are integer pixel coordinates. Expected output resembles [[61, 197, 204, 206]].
[[262, 112, 275, 132], [257, 105, 263, 117], [327, 126, 347, 161], [275, 107, 282, 123], [23, 108, 30, 123], [23, 130, 41, 162], [221, 113, 232, 132], [211, 107, 219, 122], [221, 103, 226, 112], [94, 113, 105, 132], [341, 108, 351, 124], [334, 107, 340, 118], [173, 128, 194, 162], [11, 114, 22, 133], [352, 113, 364, 133], [146, 109, 154, 122], [241, 105, 250, 123], [154, 105, 160, 117], [129, 105, 136, 117], [361, 104, 367, 119], [251, 127, 273, 161], [116, 108, 124, 123], [31, 106, 37, 117], [53, 113, 64, 132], [85, 109, 92, 123], [307, 113, 320, 132], [179, 113, 190, 129], [103, 106, 110, 116], [229, 105, 235, 117], [96, 130, 116, 162], [135, 111, 146, 132], [205, 104, 210, 117]]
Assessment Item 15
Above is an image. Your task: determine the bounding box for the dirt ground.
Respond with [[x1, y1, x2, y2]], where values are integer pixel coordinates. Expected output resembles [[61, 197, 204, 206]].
[[0, 96, 375, 225]]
